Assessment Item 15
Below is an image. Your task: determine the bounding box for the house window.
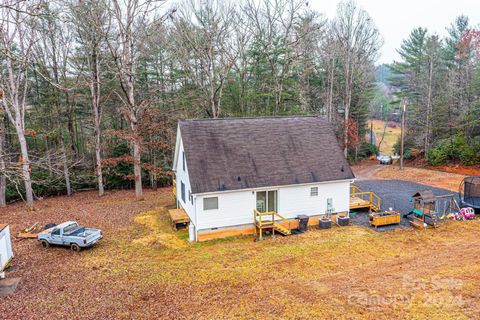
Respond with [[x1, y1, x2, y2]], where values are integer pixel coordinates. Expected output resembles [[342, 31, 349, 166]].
[[182, 151, 186, 171], [310, 187, 318, 197], [203, 197, 218, 210], [181, 181, 186, 203]]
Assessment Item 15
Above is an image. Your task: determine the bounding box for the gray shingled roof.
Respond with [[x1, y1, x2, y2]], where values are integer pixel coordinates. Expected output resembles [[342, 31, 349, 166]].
[[179, 116, 355, 194]]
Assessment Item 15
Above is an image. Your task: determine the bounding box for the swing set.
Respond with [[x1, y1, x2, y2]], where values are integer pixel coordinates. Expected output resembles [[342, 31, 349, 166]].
[[407, 190, 461, 228]]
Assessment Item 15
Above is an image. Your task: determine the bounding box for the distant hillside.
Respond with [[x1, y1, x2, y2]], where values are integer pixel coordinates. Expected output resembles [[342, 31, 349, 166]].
[[375, 64, 394, 85], [375, 82, 394, 101]]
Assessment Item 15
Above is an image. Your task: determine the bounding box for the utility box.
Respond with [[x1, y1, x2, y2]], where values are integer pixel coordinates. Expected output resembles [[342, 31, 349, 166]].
[[188, 223, 195, 242], [297, 215, 309, 233], [0, 225, 13, 271]]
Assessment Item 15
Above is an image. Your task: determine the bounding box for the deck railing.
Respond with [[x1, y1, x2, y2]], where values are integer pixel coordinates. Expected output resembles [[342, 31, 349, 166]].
[[172, 179, 176, 196], [254, 209, 291, 238], [351, 184, 381, 210]]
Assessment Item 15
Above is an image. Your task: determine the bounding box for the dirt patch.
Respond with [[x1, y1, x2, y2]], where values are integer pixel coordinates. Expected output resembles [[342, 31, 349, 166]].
[[426, 164, 480, 176], [352, 159, 384, 180]]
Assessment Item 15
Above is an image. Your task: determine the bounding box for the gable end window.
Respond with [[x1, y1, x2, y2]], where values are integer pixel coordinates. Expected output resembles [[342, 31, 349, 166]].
[[182, 151, 186, 171], [181, 181, 186, 203], [310, 187, 318, 197], [203, 197, 218, 210]]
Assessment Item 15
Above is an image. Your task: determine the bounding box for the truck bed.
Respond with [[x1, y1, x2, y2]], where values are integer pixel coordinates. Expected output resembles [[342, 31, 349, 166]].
[[64, 227, 96, 238]]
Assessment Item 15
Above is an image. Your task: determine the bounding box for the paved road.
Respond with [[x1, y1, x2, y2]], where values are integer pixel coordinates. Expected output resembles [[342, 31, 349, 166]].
[[351, 163, 384, 180]]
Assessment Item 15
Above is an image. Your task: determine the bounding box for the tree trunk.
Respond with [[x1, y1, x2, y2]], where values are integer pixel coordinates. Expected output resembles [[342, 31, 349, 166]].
[[131, 125, 143, 200], [55, 106, 72, 196], [59, 137, 72, 196], [0, 113, 6, 207], [17, 124, 33, 208], [425, 58, 433, 155], [91, 48, 104, 196], [95, 122, 104, 196], [344, 57, 351, 157], [328, 56, 335, 122]]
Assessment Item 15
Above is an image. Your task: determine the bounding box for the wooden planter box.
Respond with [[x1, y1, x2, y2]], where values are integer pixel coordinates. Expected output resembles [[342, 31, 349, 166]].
[[369, 211, 401, 228]]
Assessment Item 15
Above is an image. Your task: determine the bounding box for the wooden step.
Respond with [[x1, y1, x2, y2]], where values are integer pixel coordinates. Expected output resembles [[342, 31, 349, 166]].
[[273, 223, 291, 235]]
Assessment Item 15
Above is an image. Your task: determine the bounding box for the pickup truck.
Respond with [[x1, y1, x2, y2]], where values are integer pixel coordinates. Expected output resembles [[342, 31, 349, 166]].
[[37, 221, 103, 252]]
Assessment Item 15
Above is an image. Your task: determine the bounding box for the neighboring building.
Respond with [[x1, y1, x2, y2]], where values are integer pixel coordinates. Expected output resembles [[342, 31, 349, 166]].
[[172, 116, 355, 241], [0, 224, 13, 271]]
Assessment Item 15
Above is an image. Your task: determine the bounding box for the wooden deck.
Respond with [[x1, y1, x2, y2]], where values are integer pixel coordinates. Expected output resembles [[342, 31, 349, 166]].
[[350, 196, 373, 210], [349, 184, 381, 212], [168, 208, 190, 230]]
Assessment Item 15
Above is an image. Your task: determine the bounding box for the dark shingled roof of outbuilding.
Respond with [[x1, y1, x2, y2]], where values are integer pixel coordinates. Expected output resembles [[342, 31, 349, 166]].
[[179, 116, 355, 194]]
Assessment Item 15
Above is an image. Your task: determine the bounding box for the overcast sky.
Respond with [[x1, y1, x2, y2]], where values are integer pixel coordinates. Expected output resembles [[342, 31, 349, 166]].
[[311, 0, 480, 64]]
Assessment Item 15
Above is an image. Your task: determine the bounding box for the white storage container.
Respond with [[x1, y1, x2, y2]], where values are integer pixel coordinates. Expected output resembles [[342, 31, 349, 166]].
[[0, 224, 13, 271]]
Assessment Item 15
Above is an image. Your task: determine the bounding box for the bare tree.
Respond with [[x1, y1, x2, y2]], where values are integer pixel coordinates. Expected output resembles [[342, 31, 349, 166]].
[[0, 1, 41, 208], [243, 0, 313, 114], [173, 0, 237, 118], [107, 0, 163, 200], [72, 0, 109, 196], [332, 0, 382, 156], [321, 27, 339, 123], [0, 98, 7, 207], [34, 3, 74, 196]]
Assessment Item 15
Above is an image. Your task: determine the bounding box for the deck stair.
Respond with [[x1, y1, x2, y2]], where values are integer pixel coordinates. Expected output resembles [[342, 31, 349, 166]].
[[350, 184, 381, 212], [254, 209, 291, 240]]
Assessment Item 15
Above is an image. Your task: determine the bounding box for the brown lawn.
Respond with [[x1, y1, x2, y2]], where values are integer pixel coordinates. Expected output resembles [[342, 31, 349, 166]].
[[1, 183, 479, 319], [371, 119, 401, 155]]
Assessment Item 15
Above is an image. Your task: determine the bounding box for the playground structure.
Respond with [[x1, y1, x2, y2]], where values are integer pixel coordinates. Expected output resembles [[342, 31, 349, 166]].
[[459, 176, 480, 212], [406, 190, 461, 228]]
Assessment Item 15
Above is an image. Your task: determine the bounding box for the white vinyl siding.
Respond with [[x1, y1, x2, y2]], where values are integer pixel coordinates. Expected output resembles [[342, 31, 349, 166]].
[[278, 181, 350, 218], [174, 136, 196, 227], [195, 180, 350, 231]]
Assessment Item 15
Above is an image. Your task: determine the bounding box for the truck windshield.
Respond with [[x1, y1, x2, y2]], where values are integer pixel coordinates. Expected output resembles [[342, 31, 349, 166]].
[[63, 223, 79, 234]]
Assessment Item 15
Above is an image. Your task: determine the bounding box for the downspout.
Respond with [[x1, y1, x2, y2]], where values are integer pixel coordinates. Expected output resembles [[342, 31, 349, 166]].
[[194, 196, 198, 242]]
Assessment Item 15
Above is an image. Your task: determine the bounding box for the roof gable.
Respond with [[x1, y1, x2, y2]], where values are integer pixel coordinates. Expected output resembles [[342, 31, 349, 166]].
[[412, 190, 436, 202], [179, 116, 355, 194]]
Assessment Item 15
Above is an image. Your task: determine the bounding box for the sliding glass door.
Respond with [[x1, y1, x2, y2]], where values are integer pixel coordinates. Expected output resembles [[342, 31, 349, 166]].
[[256, 190, 277, 212]]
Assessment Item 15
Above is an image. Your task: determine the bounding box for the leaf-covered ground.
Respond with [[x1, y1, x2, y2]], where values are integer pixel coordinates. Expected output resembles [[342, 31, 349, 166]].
[[1, 188, 480, 319], [372, 165, 465, 192]]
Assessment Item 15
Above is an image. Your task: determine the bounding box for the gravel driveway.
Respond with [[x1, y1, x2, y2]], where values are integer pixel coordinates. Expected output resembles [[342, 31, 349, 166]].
[[351, 179, 458, 231]]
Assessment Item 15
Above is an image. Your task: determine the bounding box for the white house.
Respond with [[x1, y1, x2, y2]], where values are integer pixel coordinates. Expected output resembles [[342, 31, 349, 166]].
[[172, 116, 355, 241], [0, 224, 13, 271]]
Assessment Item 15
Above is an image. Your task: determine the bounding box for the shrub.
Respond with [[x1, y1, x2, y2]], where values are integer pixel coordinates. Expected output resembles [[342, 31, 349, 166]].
[[347, 142, 379, 163], [426, 134, 480, 166], [358, 142, 379, 158], [393, 141, 414, 159], [426, 146, 448, 165]]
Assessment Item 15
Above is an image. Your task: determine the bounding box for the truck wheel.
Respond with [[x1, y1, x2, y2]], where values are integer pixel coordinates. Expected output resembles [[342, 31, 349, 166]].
[[70, 243, 81, 252], [41, 240, 49, 249]]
